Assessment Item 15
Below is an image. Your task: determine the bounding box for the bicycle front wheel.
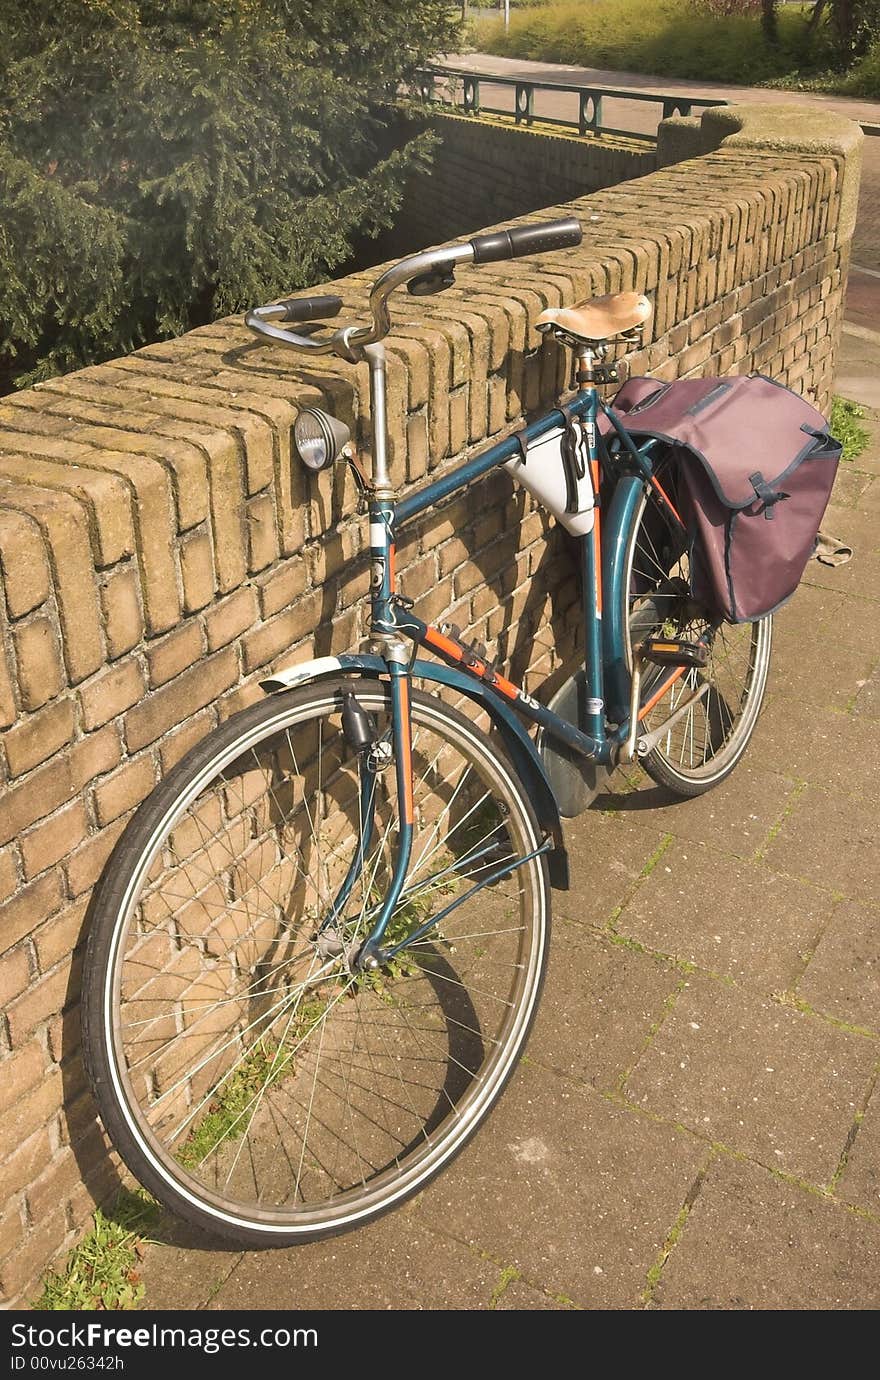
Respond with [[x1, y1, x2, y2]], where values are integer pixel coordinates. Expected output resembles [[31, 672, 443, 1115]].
[[623, 454, 773, 795], [82, 681, 550, 1245]]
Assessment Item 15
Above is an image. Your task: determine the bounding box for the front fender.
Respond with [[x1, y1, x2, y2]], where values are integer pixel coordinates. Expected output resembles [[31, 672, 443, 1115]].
[[260, 653, 569, 890]]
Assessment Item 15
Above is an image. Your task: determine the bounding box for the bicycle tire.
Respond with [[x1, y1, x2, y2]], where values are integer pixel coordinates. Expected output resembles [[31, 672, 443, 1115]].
[[82, 680, 550, 1245], [622, 455, 773, 796]]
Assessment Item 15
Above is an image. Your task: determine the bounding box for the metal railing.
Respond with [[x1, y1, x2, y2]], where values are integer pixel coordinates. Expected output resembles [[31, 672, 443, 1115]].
[[417, 67, 726, 142]]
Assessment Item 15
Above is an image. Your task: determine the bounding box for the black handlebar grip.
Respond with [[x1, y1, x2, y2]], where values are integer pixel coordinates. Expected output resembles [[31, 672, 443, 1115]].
[[276, 294, 344, 323], [470, 217, 582, 264]]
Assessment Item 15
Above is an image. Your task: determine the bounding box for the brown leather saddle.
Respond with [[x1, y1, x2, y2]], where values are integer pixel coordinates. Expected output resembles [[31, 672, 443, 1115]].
[[536, 291, 652, 344]]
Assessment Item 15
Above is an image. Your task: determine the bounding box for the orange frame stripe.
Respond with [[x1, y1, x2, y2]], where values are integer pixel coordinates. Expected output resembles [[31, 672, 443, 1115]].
[[591, 457, 603, 616], [397, 676, 414, 824], [422, 626, 519, 701], [650, 473, 684, 528], [638, 666, 686, 721]]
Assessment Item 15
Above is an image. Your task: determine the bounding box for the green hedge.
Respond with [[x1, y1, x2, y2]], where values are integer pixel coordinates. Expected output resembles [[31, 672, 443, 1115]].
[[473, 0, 857, 87], [0, 1, 459, 392]]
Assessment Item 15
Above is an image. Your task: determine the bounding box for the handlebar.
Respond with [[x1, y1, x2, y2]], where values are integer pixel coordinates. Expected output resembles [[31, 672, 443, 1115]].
[[244, 216, 582, 359]]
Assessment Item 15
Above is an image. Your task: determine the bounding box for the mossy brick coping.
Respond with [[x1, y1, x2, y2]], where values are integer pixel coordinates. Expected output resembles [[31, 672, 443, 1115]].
[[0, 101, 862, 1303]]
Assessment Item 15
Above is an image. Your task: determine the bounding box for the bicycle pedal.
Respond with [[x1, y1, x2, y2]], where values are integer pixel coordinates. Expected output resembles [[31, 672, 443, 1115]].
[[641, 638, 708, 669]]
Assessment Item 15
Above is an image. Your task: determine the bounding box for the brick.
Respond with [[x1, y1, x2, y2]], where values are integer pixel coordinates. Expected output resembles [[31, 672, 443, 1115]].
[[79, 659, 146, 731], [0, 872, 64, 947], [0, 633, 15, 728], [0, 509, 51, 618], [21, 799, 88, 881], [0, 1065, 62, 1164], [145, 620, 204, 687], [0, 1043, 46, 1111], [256, 559, 308, 620], [69, 722, 122, 789], [179, 530, 215, 613], [241, 591, 323, 674], [60, 1088, 105, 1150], [0, 1207, 24, 1287], [0, 439, 135, 565], [65, 817, 127, 898], [0, 1202, 69, 1302], [0, 485, 105, 682], [66, 1159, 120, 1223], [99, 566, 143, 658], [0, 1128, 52, 1205], [246, 493, 278, 572], [0, 847, 17, 903], [0, 429, 181, 637], [12, 615, 65, 710], [92, 755, 156, 827], [159, 707, 217, 771], [0, 946, 31, 1007], [7, 961, 76, 1046], [4, 698, 76, 776], [32, 898, 89, 975], [204, 587, 258, 651], [125, 647, 238, 750], [26, 1148, 83, 1225]]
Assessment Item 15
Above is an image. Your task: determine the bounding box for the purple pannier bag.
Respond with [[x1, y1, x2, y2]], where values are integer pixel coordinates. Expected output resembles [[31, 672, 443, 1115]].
[[603, 375, 843, 623]]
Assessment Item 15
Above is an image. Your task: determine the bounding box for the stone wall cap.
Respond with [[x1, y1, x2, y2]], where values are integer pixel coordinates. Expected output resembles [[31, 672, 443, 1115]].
[[703, 102, 864, 158]]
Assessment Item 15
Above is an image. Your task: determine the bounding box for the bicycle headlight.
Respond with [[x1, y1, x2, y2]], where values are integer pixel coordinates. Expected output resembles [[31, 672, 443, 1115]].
[[293, 408, 351, 471]]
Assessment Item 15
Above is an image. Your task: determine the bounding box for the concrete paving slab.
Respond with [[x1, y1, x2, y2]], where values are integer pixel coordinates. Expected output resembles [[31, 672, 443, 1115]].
[[527, 919, 680, 1089], [601, 762, 797, 859], [808, 498, 880, 601], [796, 898, 880, 1032], [828, 463, 875, 509], [835, 327, 880, 412], [653, 1155, 880, 1310], [762, 784, 880, 901], [493, 1277, 578, 1310], [553, 808, 671, 926], [763, 585, 863, 711], [625, 977, 876, 1183], [204, 1206, 500, 1311], [137, 1222, 242, 1312], [836, 1085, 880, 1215], [617, 840, 833, 990], [414, 1059, 708, 1309], [850, 662, 880, 719], [749, 697, 880, 803]]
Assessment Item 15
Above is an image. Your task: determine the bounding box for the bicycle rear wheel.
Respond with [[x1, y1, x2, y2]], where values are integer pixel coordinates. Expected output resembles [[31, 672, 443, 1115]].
[[82, 681, 549, 1245], [623, 455, 772, 795]]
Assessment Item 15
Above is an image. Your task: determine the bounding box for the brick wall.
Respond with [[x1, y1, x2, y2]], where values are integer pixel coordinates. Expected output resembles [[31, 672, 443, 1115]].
[[0, 102, 861, 1302], [390, 111, 656, 250]]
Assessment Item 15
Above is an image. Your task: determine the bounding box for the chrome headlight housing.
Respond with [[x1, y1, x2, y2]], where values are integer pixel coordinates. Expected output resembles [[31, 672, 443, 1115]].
[[293, 408, 351, 472]]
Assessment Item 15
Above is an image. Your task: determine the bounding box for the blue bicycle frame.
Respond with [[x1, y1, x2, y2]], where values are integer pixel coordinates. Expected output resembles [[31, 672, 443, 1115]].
[[264, 387, 679, 970]]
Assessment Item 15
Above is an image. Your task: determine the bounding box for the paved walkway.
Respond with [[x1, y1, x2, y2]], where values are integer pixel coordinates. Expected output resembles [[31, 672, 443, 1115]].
[[132, 68, 880, 1312], [448, 53, 880, 274], [136, 364, 880, 1316]]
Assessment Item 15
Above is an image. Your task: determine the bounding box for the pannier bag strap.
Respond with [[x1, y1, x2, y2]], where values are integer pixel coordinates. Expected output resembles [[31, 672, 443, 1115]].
[[749, 471, 789, 520], [559, 403, 587, 514]]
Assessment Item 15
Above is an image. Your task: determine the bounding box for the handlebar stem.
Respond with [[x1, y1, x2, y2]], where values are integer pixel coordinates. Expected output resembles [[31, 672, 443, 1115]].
[[365, 344, 391, 494]]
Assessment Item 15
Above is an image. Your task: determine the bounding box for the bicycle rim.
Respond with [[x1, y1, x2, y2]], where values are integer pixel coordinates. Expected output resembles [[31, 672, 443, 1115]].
[[84, 682, 549, 1242], [624, 465, 772, 789]]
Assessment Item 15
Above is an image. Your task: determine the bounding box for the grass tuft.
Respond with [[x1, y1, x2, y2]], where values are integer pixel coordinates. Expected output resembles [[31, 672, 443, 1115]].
[[33, 1189, 161, 1312], [830, 396, 871, 463]]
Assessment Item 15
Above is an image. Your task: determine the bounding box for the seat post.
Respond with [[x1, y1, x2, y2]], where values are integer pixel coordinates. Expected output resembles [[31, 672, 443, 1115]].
[[575, 346, 595, 392]]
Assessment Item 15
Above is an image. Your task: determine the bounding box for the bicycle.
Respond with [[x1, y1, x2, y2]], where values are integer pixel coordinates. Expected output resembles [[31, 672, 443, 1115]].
[[82, 217, 772, 1246]]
